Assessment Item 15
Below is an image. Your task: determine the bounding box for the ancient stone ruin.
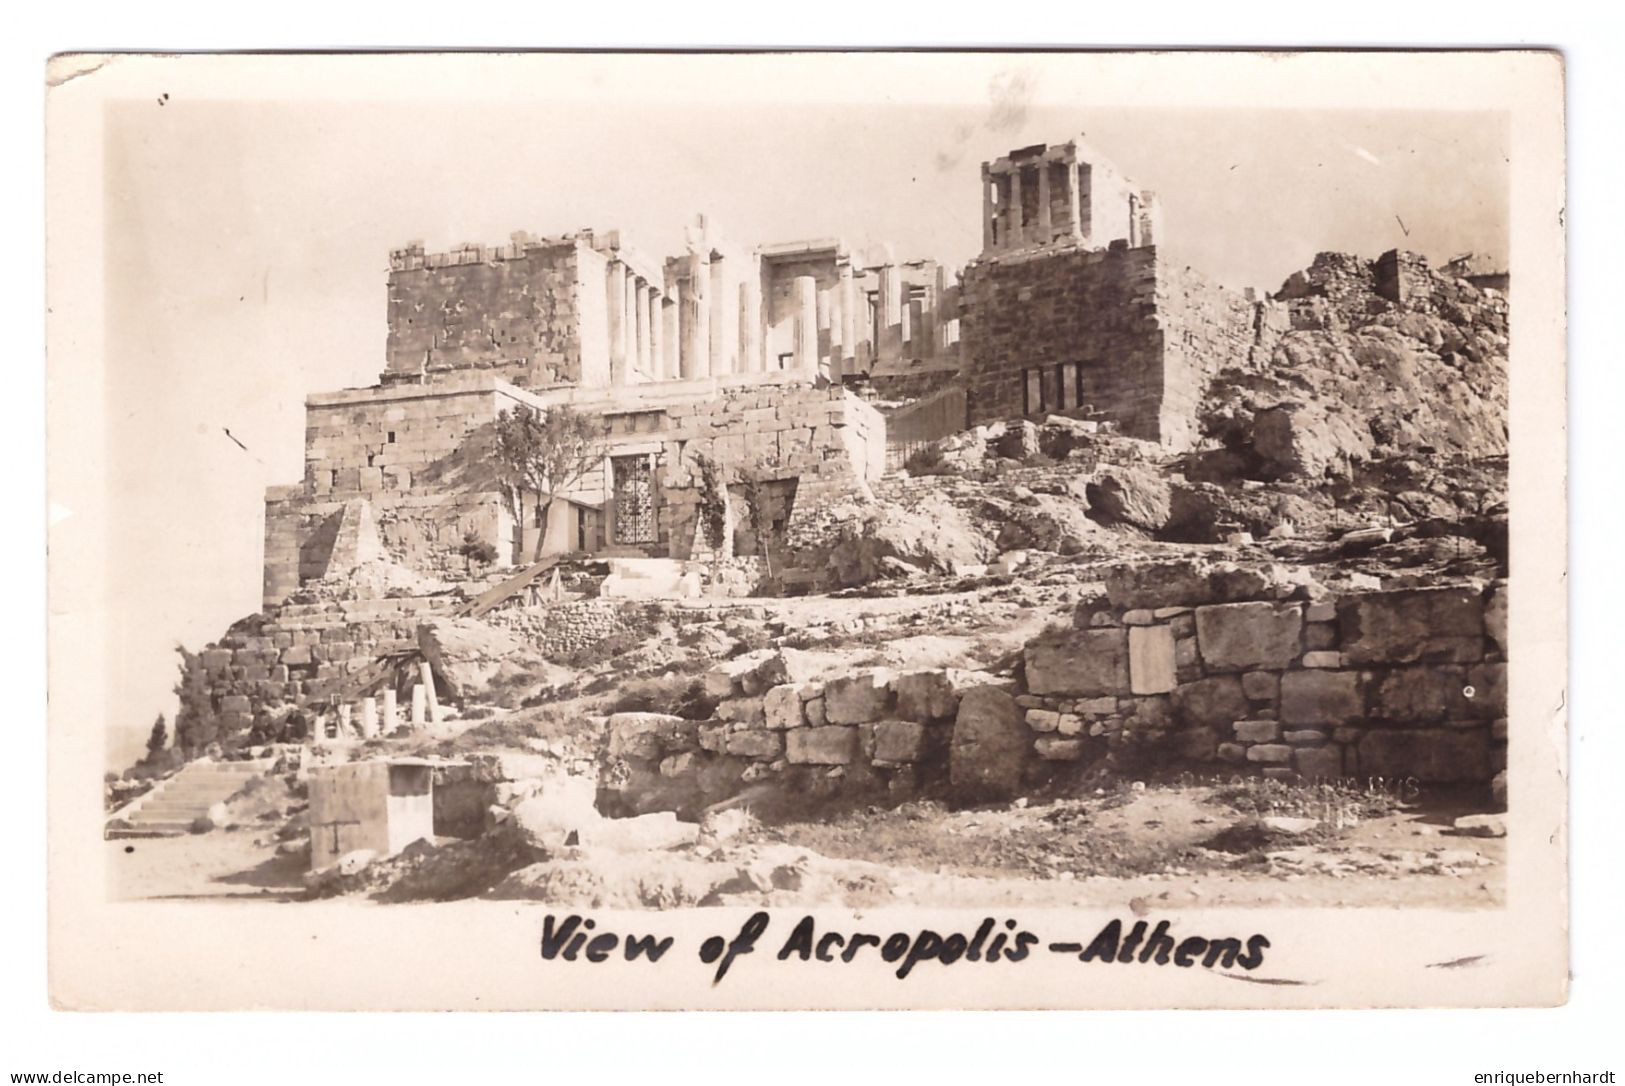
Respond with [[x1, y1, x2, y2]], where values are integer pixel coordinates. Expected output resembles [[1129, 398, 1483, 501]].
[[115, 131, 1510, 903]]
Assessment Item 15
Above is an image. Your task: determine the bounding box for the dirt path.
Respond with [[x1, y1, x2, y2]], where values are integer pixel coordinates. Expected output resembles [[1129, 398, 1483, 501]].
[[109, 790, 1503, 911]]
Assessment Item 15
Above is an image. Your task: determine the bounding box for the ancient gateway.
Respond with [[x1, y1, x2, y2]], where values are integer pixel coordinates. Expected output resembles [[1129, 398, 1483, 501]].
[[264, 135, 1302, 603]]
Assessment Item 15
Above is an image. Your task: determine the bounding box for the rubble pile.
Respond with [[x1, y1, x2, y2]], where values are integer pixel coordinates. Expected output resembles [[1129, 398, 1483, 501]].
[[1202, 251, 1508, 481]]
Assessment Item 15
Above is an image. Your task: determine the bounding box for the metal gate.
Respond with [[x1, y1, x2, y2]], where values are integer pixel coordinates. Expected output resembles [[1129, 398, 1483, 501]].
[[611, 454, 655, 544]]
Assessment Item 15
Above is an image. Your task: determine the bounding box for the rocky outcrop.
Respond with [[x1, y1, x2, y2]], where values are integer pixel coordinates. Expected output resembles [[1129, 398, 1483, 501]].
[[824, 496, 995, 586], [1087, 464, 1172, 532], [417, 616, 557, 705]]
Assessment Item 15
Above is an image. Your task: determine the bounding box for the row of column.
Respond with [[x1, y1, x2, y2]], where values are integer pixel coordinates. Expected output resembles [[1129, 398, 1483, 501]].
[[982, 156, 1085, 253], [674, 252, 781, 381], [610, 250, 955, 384], [607, 260, 668, 386]]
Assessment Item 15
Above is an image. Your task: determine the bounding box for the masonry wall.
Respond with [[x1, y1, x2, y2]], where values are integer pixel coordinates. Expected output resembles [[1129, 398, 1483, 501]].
[[384, 239, 587, 388], [186, 596, 460, 733], [264, 381, 518, 605], [1019, 581, 1507, 784], [602, 580, 1507, 819], [266, 375, 888, 603], [657, 383, 887, 561], [960, 245, 1163, 437], [959, 245, 1259, 449]]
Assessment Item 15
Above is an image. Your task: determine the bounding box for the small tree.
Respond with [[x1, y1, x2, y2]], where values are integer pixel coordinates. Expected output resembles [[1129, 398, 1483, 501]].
[[145, 713, 168, 758], [172, 645, 222, 756], [734, 456, 786, 580], [491, 405, 606, 560], [693, 451, 729, 558], [456, 530, 499, 574]]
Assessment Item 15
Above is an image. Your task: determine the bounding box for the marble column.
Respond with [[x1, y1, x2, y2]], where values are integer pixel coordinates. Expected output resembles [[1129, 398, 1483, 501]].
[[663, 283, 681, 379], [877, 263, 903, 363], [623, 272, 639, 379], [635, 280, 652, 379], [382, 688, 399, 733], [816, 286, 833, 378], [981, 164, 995, 252], [1037, 160, 1052, 244], [738, 278, 761, 373], [838, 263, 857, 374], [1007, 168, 1024, 249], [607, 261, 628, 385], [916, 293, 935, 359], [708, 255, 731, 375], [683, 254, 709, 379], [827, 284, 844, 379], [649, 290, 665, 381], [359, 696, 378, 739], [419, 660, 442, 725], [1069, 160, 1085, 242], [791, 275, 818, 375]]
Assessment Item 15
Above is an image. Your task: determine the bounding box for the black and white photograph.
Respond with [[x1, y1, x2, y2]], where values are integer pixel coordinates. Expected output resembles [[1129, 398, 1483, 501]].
[[44, 49, 1568, 1012]]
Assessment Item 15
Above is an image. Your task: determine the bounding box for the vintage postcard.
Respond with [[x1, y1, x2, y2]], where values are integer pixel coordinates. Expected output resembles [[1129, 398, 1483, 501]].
[[45, 50, 1567, 1010]]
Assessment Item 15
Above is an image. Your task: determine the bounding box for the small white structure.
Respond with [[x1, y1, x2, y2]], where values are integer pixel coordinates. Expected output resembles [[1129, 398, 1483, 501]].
[[307, 758, 438, 870]]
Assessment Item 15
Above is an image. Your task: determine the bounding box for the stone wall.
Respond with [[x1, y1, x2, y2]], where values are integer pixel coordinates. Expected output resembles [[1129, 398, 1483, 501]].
[[264, 380, 516, 604], [598, 651, 1002, 819], [487, 599, 643, 659], [958, 245, 1261, 449], [659, 383, 887, 561], [384, 238, 595, 389], [186, 595, 459, 731], [265, 375, 887, 603], [1019, 580, 1507, 784], [602, 580, 1507, 818]]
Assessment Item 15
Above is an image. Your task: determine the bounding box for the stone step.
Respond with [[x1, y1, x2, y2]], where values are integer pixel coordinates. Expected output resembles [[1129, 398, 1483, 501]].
[[105, 824, 189, 839], [128, 799, 217, 813]]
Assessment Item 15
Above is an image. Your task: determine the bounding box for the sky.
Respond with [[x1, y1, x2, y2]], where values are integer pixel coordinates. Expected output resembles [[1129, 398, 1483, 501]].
[[99, 78, 1508, 767]]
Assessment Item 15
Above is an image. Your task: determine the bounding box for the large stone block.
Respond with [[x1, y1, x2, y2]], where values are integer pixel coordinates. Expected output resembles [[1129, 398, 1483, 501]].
[[1024, 628, 1130, 697], [894, 670, 961, 722], [822, 670, 895, 724], [1195, 602, 1304, 671], [606, 712, 691, 762], [1355, 728, 1491, 782], [716, 696, 766, 727], [786, 726, 858, 765], [872, 720, 928, 764], [1233, 719, 1280, 743], [1241, 671, 1280, 702], [762, 685, 806, 730], [725, 729, 783, 759], [949, 686, 1030, 801], [1280, 670, 1364, 725], [1128, 625, 1177, 695], [1171, 675, 1250, 728], [1338, 587, 1485, 665], [1370, 666, 1469, 723]]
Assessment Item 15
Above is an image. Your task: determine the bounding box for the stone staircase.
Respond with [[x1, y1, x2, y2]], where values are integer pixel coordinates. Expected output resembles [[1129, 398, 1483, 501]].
[[106, 759, 274, 838]]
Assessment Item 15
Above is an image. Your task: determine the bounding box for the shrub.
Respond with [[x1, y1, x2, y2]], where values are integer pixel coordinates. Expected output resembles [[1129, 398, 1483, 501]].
[[904, 443, 955, 477]]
